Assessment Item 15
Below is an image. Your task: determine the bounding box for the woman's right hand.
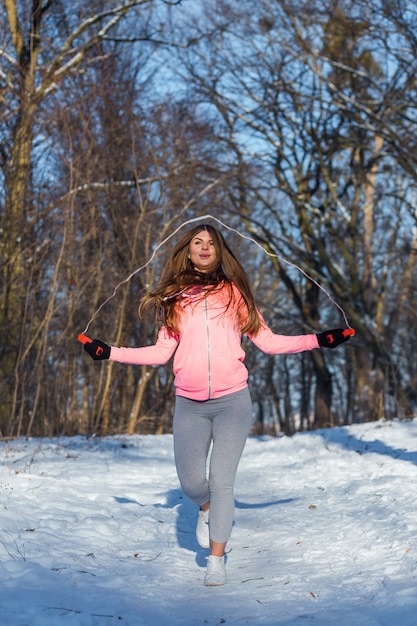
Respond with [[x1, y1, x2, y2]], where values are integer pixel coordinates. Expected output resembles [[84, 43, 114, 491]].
[[84, 338, 111, 360]]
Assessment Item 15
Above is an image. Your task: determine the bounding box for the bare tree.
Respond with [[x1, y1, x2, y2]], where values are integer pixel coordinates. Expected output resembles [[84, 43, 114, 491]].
[[0, 0, 189, 436], [167, 0, 417, 426]]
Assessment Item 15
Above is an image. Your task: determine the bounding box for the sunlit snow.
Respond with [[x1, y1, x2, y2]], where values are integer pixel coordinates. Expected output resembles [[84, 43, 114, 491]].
[[1, 419, 417, 625]]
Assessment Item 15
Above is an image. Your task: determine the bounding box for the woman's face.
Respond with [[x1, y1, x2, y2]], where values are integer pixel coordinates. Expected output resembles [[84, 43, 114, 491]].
[[188, 230, 217, 272]]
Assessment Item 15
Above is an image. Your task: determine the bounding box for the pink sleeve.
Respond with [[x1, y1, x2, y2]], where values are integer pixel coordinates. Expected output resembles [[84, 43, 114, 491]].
[[109, 327, 179, 365], [249, 321, 319, 354]]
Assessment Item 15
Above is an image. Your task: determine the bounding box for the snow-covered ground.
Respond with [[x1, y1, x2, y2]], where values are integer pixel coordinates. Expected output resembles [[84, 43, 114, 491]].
[[1, 419, 417, 626]]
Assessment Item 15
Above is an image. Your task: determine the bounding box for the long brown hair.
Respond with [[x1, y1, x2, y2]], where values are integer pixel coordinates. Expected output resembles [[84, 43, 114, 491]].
[[139, 224, 262, 335]]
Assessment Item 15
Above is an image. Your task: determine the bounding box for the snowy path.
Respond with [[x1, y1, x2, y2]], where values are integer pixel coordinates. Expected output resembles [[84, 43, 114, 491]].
[[1, 420, 417, 625]]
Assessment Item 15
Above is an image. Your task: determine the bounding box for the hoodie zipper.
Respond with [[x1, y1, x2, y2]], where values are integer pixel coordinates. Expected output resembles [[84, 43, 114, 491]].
[[205, 297, 211, 399]]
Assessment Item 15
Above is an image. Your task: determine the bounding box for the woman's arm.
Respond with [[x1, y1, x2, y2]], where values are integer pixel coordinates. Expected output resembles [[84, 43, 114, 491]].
[[84, 327, 179, 365], [248, 315, 353, 354], [249, 322, 319, 354]]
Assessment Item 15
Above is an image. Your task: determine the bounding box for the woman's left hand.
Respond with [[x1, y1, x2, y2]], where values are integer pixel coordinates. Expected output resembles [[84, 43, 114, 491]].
[[317, 328, 354, 349]]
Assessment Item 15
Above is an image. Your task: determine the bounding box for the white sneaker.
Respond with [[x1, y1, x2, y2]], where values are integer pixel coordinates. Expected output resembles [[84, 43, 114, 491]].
[[204, 555, 227, 586], [196, 508, 210, 548]]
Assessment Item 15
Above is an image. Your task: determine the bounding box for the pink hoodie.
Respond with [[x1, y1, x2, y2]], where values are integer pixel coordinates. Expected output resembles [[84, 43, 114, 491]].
[[110, 284, 319, 401]]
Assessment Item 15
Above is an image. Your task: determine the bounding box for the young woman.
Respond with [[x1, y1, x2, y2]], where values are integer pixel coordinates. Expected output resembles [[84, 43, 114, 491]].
[[83, 224, 351, 586]]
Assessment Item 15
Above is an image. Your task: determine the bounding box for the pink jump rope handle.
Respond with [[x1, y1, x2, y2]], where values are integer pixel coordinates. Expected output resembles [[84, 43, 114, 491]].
[[78, 334, 93, 344], [342, 328, 356, 337]]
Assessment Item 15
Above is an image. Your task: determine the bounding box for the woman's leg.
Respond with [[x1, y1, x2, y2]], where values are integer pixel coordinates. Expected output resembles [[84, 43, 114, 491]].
[[173, 395, 213, 508], [207, 388, 253, 548]]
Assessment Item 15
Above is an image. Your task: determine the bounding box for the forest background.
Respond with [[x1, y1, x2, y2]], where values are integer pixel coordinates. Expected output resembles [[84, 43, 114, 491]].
[[1, 0, 416, 439]]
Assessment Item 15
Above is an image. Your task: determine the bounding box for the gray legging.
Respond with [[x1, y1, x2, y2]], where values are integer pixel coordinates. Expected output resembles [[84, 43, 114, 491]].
[[173, 388, 253, 544]]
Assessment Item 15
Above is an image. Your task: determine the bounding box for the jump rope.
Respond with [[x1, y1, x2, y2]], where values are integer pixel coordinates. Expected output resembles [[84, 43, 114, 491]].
[[78, 214, 355, 346]]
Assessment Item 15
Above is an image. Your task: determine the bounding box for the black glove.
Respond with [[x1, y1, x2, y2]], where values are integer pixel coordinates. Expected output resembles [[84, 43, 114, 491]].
[[84, 338, 111, 361], [317, 328, 353, 349]]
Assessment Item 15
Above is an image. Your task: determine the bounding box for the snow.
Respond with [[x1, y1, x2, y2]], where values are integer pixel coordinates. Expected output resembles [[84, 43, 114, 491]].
[[1, 419, 417, 626]]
